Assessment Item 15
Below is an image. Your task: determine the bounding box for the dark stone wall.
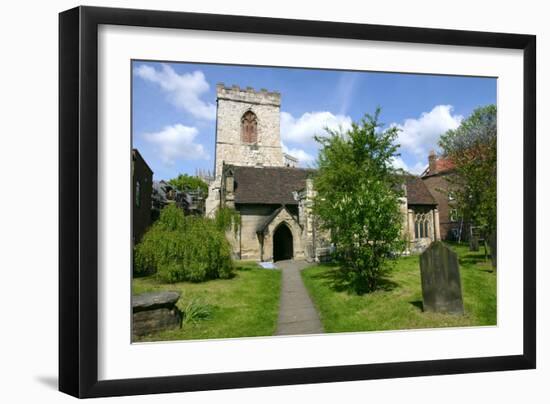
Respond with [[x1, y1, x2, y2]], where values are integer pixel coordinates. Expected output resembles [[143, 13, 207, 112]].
[[132, 149, 153, 244]]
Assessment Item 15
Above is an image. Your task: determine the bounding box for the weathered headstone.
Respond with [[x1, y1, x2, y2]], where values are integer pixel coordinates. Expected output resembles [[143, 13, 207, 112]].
[[469, 235, 479, 252], [132, 291, 181, 338], [419, 241, 464, 315], [411, 238, 432, 254], [488, 231, 497, 269]]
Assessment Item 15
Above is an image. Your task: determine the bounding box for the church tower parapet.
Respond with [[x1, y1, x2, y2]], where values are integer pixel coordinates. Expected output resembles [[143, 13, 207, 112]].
[[213, 83, 284, 178]]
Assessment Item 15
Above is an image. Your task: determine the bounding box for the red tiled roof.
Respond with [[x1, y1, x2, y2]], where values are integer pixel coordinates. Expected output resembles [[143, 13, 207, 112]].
[[435, 158, 455, 172], [421, 156, 455, 177]]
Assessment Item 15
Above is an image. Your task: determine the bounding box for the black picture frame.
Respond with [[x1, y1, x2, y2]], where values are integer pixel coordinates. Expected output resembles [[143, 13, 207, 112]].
[[59, 5, 536, 398]]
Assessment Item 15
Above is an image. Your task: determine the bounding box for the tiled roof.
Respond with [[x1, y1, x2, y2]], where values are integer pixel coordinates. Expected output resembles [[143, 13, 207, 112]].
[[435, 158, 455, 172], [229, 165, 313, 205], [406, 177, 437, 205], [422, 156, 455, 177], [228, 164, 435, 207]]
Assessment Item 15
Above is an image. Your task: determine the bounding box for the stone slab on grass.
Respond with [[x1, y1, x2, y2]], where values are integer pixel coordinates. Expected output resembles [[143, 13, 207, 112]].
[[133, 291, 181, 338]]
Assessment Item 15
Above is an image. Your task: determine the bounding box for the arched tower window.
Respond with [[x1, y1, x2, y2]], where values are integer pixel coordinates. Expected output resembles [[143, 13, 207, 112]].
[[241, 111, 258, 143]]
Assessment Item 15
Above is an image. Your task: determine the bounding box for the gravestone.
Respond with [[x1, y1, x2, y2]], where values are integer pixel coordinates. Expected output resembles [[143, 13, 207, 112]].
[[488, 231, 497, 269], [411, 238, 432, 254], [132, 291, 181, 338], [469, 235, 479, 251], [419, 241, 464, 315]]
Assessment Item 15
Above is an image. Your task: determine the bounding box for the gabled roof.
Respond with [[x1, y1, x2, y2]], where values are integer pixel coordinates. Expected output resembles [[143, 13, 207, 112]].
[[132, 148, 153, 175], [226, 163, 435, 207], [228, 165, 313, 205], [406, 177, 437, 205], [421, 156, 455, 177], [255, 206, 300, 233]]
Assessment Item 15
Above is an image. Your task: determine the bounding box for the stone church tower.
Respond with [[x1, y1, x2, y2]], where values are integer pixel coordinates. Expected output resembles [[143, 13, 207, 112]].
[[214, 84, 284, 175], [205, 84, 285, 216]]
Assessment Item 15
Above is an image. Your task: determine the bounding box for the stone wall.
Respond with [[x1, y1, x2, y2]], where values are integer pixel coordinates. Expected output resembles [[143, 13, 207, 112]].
[[261, 208, 305, 261], [234, 204, 276, 260], [297, 178, 332, 262], [214, 84, 284, 179]]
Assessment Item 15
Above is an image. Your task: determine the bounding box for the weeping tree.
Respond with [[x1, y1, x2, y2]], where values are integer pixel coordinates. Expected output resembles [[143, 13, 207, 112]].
[[313, 109, 405, 294], [168, 173, 208, 195], [438, 104, 497, 267]]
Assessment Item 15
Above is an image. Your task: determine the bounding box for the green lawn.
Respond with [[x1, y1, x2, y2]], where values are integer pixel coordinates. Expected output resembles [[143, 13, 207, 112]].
[[302, 243, 496, 333], [132, 261, 281, 342]]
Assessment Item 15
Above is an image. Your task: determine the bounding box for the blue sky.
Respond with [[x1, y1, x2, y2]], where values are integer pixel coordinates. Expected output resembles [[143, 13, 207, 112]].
[[132, 61, 496, 180]]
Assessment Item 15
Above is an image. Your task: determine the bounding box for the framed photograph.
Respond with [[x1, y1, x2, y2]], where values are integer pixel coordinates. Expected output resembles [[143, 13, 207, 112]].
[[59, 6, 536, 398]]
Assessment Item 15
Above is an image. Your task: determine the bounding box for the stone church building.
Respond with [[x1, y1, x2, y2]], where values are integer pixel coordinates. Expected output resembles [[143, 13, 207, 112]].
[[205, 84, 441, 261]]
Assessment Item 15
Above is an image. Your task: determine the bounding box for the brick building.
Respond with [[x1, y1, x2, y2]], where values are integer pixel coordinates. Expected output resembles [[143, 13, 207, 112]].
[[421, 150, 462, 241], [132, 149, 153, 244]]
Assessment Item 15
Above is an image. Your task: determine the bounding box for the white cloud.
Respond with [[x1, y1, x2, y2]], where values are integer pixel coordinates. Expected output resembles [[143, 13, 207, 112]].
[[281, 111, 352, 144], [393, 105, 462, 158], [282, 142, 315, 166], [391, 156, 427, 175], [391, 156, 409, 171], [410, 162, 428, 175], [134, 64, 216, 120], [142, 124, 209, 166]]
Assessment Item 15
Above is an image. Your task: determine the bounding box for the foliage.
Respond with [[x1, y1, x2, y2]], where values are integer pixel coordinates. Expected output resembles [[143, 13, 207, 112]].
[[132, 261, 281, 341], [313, 108, 405, 294], [439, 105, 497, 236], [181, 298, 212, 325], [302, 243, 496, 332], [168, 173, 208, 196], [214, 206, 241, 236], [134, 204, 234, 282]]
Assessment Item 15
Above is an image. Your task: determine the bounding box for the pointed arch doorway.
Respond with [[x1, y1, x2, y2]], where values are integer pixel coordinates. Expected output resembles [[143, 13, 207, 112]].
[[273, 223, 293, 261]]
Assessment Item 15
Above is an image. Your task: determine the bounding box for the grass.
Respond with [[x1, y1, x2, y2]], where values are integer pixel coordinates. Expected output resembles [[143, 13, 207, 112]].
[[301, 243, 496, 333], [132, 261, 281, 342]]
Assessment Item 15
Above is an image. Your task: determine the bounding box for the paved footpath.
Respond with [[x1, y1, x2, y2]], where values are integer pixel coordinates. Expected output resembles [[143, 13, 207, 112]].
[[275, 260, 324, 336]]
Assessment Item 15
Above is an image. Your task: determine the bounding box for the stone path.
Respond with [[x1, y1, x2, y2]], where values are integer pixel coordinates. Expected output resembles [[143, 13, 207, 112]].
[[275, 260, 324, 336]]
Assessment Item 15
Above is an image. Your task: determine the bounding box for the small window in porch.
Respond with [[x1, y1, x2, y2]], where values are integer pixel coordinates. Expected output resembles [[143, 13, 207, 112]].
[[414, 212, 430, 239]]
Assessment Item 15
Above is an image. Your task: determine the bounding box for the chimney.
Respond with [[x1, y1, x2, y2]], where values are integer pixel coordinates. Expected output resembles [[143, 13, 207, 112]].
[[428, 150, 437, 174]]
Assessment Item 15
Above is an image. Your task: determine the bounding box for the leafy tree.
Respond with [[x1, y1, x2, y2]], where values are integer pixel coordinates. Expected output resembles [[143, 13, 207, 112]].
[[168, 173, 208, 196], [134, 204, 233, 282], [313, 109, 405, 294], [438, 105, 497, 240]]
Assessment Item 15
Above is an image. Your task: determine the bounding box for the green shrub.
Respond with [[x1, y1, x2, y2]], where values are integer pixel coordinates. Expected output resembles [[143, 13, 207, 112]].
[[134, 205, 234, 282]]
